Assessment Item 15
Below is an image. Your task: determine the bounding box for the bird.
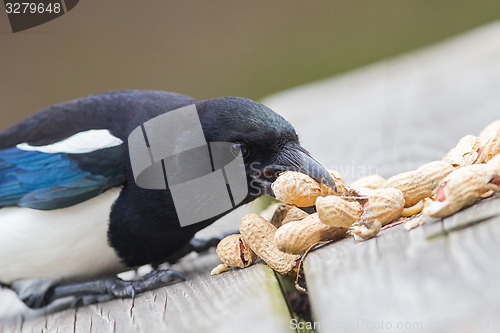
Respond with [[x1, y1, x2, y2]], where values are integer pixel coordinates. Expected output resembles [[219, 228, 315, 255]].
[[0, 90, 336, 308]]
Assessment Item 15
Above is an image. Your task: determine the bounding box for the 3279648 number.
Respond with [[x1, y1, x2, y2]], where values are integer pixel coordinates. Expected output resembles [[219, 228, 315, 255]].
[[5, 2, 62, 14]]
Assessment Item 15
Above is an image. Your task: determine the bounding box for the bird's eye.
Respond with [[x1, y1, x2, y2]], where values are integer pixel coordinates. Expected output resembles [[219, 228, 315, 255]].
[[231, 143, 249, 158]]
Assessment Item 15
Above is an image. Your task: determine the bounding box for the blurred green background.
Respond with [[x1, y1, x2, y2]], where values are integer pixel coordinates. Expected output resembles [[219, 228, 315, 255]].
[[1, 0, 500, 130]]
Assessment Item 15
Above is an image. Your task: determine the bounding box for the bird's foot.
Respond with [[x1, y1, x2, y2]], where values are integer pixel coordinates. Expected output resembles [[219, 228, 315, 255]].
[[71, 294, 114, 307], [9, 278, 55, 308], [11, 269, 185, 308]]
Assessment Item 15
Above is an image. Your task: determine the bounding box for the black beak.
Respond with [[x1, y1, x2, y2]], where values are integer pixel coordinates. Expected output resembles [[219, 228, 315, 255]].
[[251, 142, 337, 196]]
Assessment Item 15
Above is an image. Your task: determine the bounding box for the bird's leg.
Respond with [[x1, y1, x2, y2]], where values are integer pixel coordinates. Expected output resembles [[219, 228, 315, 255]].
[[11, 270, 185, 308], [189, 236, 225, 252], [164, 232, 237, 265], [52, 270, 185, 307], [9, 278, 56, 308]]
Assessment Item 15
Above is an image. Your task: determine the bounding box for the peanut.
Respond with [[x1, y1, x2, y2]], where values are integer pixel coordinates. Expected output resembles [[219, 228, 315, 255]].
[[258, 202, 282, 225], [239, 214, 300, 275], [360, 188, 404, 225], [486, 153, 500, 171], [351, 220, 382, 240], [269, 203, 291, 228], [383, 161, 454, 207], [476, 120, 500, 163], [350, 174, 386, 190], [316, 195, 363, 228], [216, 234, 257, 268], [354, 187, 375, 197], [485, 154, 500, 192], [211, 264, 228, 275], [281, 207, 310, 225], [321, 169, 347, 196], [400, 199, 424, 217], [269, 204, 309, 227], [443, 135, 481, 167], [403, 215, 426, 231], [274, 213, 347, 254], [423, 164, 492, 218], [271, 171, 322, 207]]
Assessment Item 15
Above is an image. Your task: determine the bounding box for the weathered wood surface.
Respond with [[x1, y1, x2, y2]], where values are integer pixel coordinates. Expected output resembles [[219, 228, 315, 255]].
[[264, 20, 500, 333], [304, 195, 500, 333], [263, 21, 500, 182], [2, 19, 500, 333], [0, 252, 293, 333]]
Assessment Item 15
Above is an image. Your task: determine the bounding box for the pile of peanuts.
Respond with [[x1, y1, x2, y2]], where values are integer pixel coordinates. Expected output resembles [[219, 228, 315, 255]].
[[212, 120, 500, 276]]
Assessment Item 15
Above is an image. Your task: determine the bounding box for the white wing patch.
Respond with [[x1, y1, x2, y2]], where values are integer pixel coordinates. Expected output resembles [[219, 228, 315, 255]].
[[17, 129, 123, 154]]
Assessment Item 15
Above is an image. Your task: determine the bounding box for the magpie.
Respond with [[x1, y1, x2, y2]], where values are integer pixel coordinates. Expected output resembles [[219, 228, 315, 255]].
[[0, 90, 336, 308]]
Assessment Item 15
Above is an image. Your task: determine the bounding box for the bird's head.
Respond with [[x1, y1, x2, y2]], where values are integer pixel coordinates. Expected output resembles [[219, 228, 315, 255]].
[[196, 97, 336, 199]]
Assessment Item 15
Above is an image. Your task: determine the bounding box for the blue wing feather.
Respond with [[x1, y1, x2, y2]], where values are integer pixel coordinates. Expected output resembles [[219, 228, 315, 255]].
[[0, 147, 124, 210]]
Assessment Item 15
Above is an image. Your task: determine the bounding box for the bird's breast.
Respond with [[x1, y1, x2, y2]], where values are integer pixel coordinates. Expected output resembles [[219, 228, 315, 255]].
[[0, 187, 127, 284]]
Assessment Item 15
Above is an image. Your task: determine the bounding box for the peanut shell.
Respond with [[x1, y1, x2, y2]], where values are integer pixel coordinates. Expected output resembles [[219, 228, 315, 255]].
[[485, 153, 500, 193], [361, 188, 405, 225], [350, 174, 386, 190], [423, 164, 491, 218], [443, 135, 481, 167], [269, 203, 291, 228], [316, 195, 363, 228], [239, 214, 300, 275], [271, 171, 322, 207], [274, 213, 347, 254], [216, 234, 257, 268], [320, 169, 346, 196], [281, 207, 309, 225], [351, 220, 382, 240], [477, 120, 500, 163], [485, 153, 500, 172], [383, 161, 454, 207]]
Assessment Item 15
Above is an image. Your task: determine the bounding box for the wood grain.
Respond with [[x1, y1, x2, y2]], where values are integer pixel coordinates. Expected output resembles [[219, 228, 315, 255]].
[[304, 195, 500, 333], [0, 252, 294, 333]]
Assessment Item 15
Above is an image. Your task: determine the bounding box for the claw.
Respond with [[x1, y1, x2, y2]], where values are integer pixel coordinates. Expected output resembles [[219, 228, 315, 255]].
[[167, 270, 186, 282], [71, 296, 82, 307], [16, 269, 187, 308], [108, 279, 134, 298]]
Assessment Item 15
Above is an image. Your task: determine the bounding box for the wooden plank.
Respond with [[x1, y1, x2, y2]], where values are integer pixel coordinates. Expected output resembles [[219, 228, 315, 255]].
[[0, 252, 293, 333], [422, 195, 500, 240], [0, 314, 22, 333], [263, 21, 500, 183], [262, 19, 500, 333], [304, 196, 500, 333], [441, 195, 500, 234]]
